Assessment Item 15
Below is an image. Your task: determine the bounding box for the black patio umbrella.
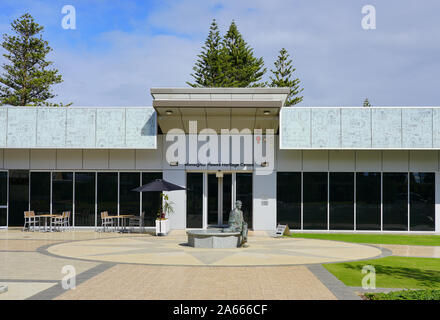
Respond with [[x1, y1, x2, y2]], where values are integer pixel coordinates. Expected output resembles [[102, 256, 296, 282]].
[[131, 179, 185, 235], [132, 179, 186, 192]]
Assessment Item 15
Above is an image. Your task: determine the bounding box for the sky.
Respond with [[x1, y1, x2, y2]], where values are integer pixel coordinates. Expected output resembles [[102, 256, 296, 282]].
[[0, 0, 439, 107]]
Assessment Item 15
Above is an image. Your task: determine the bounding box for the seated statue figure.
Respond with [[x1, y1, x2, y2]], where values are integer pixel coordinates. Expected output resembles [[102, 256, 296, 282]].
[[223, 200, 248, 246]]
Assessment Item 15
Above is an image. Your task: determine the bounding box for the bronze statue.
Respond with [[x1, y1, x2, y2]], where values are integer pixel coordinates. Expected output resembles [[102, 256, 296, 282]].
[[224, 200, 248, 246]]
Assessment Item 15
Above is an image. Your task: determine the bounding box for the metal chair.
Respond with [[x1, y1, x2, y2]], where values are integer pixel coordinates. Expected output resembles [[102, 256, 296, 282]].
[[23, 211, 39, 232], [63, 211, 71, 230], [129, 211, 145, 233], [100, 211, 114, 232], [51, 213, 65, 232]]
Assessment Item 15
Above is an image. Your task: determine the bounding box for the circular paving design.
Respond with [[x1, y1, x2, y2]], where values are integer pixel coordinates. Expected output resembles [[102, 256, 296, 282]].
[[46, 234, 384, 266]]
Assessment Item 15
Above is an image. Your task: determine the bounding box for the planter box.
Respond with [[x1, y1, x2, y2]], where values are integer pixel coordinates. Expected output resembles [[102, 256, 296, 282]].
[[155, 219, 170, 236]]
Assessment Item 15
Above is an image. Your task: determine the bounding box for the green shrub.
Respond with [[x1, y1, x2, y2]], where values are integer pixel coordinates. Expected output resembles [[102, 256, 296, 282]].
[[365, 289, 440, 300]]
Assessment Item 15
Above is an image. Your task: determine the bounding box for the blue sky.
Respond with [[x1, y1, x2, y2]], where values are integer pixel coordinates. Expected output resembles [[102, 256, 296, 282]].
[[0, 0, 439, 106]]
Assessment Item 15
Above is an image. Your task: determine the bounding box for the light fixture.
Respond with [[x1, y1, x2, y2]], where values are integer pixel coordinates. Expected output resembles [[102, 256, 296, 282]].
[[165, 110, 173, 115], [216, 170, 223, 178], [263, 110, 271, 115], [261, 162, 269, 167], [169, 161, 179, 166]]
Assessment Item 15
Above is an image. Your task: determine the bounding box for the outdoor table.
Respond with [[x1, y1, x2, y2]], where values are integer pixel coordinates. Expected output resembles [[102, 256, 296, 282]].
[[110, 215, 135, 233], [35, 214, 61, 232]]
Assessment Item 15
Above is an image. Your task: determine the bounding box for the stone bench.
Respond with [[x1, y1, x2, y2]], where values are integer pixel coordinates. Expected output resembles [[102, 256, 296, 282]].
[[187, 229, 241, 248]]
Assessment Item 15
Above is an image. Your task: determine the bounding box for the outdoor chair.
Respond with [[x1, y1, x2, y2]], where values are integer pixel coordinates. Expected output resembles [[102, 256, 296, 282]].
[[128, 211, 145, 233], [50, 213, 65, 232], [23, 211, 40, 232], [100, 211, 114, 232], [63, 211, 71, 230]]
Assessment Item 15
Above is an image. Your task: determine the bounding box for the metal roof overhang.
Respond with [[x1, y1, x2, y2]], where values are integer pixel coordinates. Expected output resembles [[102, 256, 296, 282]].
[[153, 100, 282, 134]]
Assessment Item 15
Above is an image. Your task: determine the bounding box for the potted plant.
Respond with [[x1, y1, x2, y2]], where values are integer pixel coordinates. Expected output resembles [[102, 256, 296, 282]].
[[156, 193, 174, 236]]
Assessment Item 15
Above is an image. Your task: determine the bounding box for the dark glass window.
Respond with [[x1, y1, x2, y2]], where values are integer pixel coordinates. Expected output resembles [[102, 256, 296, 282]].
[[0, 171, 7, 226], [142, 172, 162, 226], [119, 172, 140, 215], [222, 174, 232, 226], [75, 172, 96, 226], [30, 172, 50, 214], [410, 173, 435, 231], [208, 174, 218, 225], [8, 170, 29, 226], [356, 172, 381, 230], [383, 173, 408, 231], [97, 172, 118, 221], [277, 172, 301, 229], [330, 172, 354, 230], [52, 172, 73, 214], [187, 173, 203, 228], [236, 173, 253, 229], [303, 172, 328, 230]]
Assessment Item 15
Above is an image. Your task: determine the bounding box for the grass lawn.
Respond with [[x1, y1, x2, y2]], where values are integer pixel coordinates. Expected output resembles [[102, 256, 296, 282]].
[[324, 256, 440, 289], [290, 233, 440, 246]]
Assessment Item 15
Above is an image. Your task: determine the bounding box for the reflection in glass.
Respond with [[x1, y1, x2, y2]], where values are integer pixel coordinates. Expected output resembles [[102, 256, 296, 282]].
[[356, 172, 381, 230], [330, 172, 354, 230], [303, 172, 328, 230], [0, 171, 7, 226], [142, 172, 162, 226], [97, 173, 118, 225], [410, 173, 435, 231], [383, 173, 408, 231], [8, 170, 29, 227], [52, 172, 73, 214], [222, 174, 232, 225], [75, 172, 96, 226], [187, 173, 203, 228], [277, 172, 301, 229], [0, 171, 7, 205], [119, 172, 140, 215], [236, 173, 253, 229], [207, 174, 218, 225], [30, 172, 50, 214]]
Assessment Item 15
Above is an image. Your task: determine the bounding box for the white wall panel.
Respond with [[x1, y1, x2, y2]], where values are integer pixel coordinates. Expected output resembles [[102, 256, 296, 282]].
[[163, 169, 186, 229], [372, 108, 402, 148], [96, 109, 126, 148], [30, 149, 56, 169], [253, 171, 276, 231], [66, 108, 96, 148], [382, 151, 409, 172], [109, 150, 136, 169], [329, 150, 355, 172], [4, 149, 30, 169], [0, 109, 7, 147], [409, 151, 438, 172], [56, 150, 83, 169], [302, 150, 328, 171], [7, 108, 36, 148], [355, 150, 382, 172], [83, 150, 109, 169], [36, 108, 66, 147], [136, 136, 163, 169], [276, 150, 302, 171], [311, 109, 341, 148]]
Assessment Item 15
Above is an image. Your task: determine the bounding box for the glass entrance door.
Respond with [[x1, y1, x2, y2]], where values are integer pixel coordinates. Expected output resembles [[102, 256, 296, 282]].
[[207, 173, 232, 227]]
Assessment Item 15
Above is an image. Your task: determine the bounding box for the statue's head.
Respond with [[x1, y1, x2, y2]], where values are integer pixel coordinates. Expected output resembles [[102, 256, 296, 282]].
[[235, 200, 242, 209]]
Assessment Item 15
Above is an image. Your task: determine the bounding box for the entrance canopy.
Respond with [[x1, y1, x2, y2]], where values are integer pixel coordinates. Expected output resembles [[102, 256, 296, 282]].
[[151, 88, 289, 134]]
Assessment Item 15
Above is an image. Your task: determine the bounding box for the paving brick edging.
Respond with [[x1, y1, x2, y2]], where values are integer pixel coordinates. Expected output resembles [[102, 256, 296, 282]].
[[307, 264, 361, 300]]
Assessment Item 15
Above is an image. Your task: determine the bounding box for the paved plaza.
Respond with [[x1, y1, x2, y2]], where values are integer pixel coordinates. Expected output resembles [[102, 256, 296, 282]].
[[0, 228, 430, 300]]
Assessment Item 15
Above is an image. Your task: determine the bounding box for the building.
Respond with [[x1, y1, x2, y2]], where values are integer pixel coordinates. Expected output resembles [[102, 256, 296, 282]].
[[0, 87, 438, 232]]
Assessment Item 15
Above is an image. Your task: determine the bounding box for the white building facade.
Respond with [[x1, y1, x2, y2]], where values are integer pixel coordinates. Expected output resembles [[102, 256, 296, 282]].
[[0, 88, 438, 233]]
